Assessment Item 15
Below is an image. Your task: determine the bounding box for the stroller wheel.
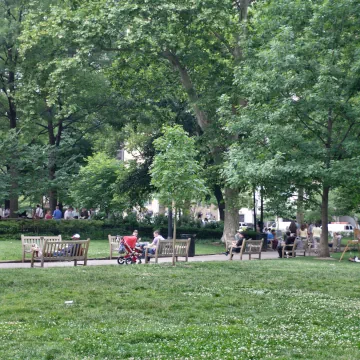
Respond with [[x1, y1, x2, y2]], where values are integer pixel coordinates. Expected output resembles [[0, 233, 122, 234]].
[[117, 257, 125, 265], [125, 258, 133, 265]]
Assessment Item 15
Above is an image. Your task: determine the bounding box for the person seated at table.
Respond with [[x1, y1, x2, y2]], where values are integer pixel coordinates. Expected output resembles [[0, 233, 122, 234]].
[[278, 233, 296, 258]]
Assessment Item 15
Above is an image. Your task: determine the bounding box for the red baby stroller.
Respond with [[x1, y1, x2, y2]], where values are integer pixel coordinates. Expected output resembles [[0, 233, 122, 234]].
[[117, 236, 143, 265]]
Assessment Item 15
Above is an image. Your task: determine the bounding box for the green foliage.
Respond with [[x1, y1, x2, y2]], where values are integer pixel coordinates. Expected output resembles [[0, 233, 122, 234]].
[[0, 219, 224, 240], [222, 0, 360, 253], [150, 125, 208, 208], [69, 152, 125, 214]]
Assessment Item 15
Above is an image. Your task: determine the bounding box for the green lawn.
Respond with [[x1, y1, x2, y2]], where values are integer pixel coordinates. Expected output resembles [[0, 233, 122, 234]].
[[1, 259, 360, 359], [0, 239, 224, 261]]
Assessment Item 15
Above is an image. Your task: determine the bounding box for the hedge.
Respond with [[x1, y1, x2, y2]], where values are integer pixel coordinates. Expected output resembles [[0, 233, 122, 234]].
[[0, 220, 224, 241]]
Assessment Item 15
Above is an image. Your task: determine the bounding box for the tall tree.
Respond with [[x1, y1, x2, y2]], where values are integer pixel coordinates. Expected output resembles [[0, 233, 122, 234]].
[[224, 0, 360, 257], [22, 0, 255, 241], [0, 0, 25, 216]]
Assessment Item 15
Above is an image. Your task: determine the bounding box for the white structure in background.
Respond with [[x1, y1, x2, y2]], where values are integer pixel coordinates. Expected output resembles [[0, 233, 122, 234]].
[[239, 208, 255, 225], [335, 216, 359, 229], [118, 146, 257, 222]]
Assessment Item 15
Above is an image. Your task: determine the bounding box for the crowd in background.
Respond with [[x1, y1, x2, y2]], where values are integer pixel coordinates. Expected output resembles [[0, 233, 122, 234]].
[[0, 204, 96, 220]]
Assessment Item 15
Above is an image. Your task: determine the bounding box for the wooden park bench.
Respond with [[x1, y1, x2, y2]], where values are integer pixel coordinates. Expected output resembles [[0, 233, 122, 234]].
[[228, 239, 263, 260], [144, 239, 191, 264], [108, 235, 121, 260], [30, 239, 90, 268], [280, 238, 307, 258], [21, 235, 62, 262]]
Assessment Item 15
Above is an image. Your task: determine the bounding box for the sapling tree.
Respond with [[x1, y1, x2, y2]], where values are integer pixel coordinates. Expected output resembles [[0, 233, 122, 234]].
[[150, 125, 208, 265]]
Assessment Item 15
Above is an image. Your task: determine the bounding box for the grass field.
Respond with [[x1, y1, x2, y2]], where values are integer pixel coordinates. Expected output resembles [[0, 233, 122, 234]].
[[1, 259, 360, 359], [0, 239, 225, 261]]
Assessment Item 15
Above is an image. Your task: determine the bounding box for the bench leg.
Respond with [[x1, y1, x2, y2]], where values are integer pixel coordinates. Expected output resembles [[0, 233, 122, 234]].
[[74, 260, 77, 266], [41, 258, 45, 268]]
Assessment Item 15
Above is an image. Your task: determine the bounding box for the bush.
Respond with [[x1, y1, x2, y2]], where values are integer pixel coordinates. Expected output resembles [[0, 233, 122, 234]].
[[0, 219, 224, 240]]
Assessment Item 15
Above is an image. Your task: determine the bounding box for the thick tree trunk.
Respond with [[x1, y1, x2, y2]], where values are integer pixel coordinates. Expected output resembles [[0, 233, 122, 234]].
[[223, 187, 239, 243], [47, 116, 62, 212], [8, 69, 19, 218], [172, 203, 176, 266], [259, 186, 264, 232], [296, 187, 304, 226], [9, 166, 19, 218], [49, 187, 57, 213], [214, 184, 225, 221], [319, 185, 330, 257]]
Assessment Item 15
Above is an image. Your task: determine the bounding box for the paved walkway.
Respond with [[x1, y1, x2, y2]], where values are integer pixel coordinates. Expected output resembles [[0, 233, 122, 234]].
[[0, 251, 280, 269]]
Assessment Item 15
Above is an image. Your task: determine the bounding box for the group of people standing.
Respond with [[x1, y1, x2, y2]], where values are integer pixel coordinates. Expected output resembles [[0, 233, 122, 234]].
[[33, 204, 95, 220]]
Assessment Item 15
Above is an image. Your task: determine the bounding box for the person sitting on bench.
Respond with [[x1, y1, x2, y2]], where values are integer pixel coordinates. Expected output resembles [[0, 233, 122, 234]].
[[278, 232, 296, 258], [224, 230, 245, 258]]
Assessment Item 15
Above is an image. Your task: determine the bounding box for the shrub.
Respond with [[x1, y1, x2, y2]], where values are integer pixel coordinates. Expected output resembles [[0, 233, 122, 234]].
[[0, 219, 224, 240]]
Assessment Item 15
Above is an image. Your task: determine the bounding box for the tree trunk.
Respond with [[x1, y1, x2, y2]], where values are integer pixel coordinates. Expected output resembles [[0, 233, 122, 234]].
[[172, 203, 176, 266], [214, 184, 225, 221], [259, 186, 264, 232], [319, 185, 330, 257], [47, 116, 61, 212], [296, 187, 304, 226], [48, 146, 57, 212], [8, 69, 19, 218], [223, 187, 239, 243]]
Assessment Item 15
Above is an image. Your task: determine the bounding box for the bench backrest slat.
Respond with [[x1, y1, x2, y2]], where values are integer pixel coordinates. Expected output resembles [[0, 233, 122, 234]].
[[21, 235, 62, 262], [22, 235, 62, 246], [243, 239, 263, 254], [41, 240, 90, 259]]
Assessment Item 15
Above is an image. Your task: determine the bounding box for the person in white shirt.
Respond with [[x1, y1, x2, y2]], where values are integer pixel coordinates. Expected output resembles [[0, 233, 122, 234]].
[[0, 206, 3, 219], [64, 207, 74, 220], [72, 208, 79, 219], [4, 208, 10, 218], [312, 225, 322, 249], [34, 205, 44, 219]]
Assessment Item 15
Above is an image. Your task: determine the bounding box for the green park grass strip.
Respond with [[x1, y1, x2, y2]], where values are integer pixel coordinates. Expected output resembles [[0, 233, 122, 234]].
[[0, 239, 224, 261], [1, 259, 360, 359]]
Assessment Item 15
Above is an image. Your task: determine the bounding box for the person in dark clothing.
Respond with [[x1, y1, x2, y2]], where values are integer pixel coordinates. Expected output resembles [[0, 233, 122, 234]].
[[270, 229, 278, 250], [278, 233, 296, 258], [224, 231, 245, 258], [289, 220, 297, 235], [80, 208, 89, 219]]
